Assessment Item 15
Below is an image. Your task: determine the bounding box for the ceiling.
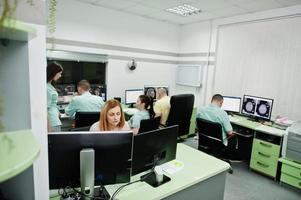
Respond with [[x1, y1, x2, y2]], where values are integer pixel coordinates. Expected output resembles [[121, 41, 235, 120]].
[[75, 0, 301, 25]]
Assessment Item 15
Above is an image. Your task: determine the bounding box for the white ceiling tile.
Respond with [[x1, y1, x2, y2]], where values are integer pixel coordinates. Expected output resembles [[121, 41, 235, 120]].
[[140, 0, 183, 9], [191, 0, 233, 11], [238, 0, 283, 12], [210, 5, 247, 17], [123, 4, 159, 16], [93, 0, 137, 10]]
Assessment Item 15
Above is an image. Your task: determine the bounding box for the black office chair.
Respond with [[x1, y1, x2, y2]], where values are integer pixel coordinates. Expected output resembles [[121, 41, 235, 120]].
[[138, 116, 161, 134], [74, 111, 100, 128], [196, 118, 237, 173], [165, 94, 194, 137]]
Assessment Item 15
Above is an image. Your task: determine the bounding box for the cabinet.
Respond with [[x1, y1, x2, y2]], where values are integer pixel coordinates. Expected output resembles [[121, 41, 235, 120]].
[[0, 19, 39, 200], [250, 131, 282, 178], [279, 158, 301, 190]]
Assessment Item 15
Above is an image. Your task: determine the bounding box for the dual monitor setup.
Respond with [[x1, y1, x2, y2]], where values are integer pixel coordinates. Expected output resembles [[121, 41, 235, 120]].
[[221, 95, 274, 121], [48, 125, 178, 199], [125, 85, 169, 106]]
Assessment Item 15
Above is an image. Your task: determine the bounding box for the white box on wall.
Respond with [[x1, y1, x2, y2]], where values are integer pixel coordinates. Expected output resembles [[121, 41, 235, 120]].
[[176, 65, 203, 87]]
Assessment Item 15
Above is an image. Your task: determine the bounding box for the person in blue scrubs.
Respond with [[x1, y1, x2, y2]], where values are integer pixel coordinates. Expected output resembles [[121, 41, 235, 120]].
[[65, 80, 105, 117], [47, 62, 63, 132], [128, 95, 155, 135]]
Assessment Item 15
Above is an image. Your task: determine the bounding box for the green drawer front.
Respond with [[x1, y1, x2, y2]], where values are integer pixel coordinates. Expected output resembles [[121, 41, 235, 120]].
[[281, 173, 301, 189], [282, 164, 301, 179], [253, 139, 280, 156], [250, 158, 277, 177], [251, 149, 279, 166]]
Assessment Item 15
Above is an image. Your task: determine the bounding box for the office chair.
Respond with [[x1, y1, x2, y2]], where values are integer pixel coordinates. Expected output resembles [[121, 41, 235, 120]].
[[74, 111, 100, 128], [165, 94, 194, 137], [196, 118, 237, 173], [138, 116, 161, 134]]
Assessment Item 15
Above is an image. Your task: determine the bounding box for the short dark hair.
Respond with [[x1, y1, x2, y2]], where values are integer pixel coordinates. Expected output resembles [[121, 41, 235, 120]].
[[211, 94, 223, 102], [47, 62, 63, 83], [77, 80, 91, 91]]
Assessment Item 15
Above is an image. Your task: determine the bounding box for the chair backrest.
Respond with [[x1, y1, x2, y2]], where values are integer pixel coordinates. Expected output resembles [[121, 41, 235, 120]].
[[75, 111, 100, 128], [138, 116, 161, 134], [166, 94, 194, 137], [196, 118, 223, 140], [196, 118, 224, 153]]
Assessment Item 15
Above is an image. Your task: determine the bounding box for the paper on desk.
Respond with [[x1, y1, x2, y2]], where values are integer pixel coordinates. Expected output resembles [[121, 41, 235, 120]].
[[161, 160, 184, 175]]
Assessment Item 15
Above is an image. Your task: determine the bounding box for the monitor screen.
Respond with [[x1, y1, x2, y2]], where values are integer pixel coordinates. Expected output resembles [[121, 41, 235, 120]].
[[241, 95, 273, 120], [90, 84, 107, 101], [132, 125, 178, 176], [125, 89, 144, 105], [144, 85, 169, 100], [48, 131, 133, 189], [221, 96, 241, 113]]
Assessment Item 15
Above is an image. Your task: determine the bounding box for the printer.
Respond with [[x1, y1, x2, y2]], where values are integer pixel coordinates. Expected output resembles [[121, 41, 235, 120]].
[[282, 121, 301, 163]]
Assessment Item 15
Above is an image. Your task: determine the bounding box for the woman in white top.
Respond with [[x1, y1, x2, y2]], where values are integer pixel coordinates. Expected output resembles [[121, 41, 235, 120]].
[[90, 99, 130, 131]]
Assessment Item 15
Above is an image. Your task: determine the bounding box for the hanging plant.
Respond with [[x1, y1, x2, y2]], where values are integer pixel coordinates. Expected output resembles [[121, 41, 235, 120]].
[[47, 0, 57, 34], [0, 0, 18, 29]]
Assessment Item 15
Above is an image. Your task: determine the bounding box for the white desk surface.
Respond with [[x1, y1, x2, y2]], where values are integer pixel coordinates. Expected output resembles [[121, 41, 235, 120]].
[[105, 143, 230, 200], [229, 115, 287, 137]]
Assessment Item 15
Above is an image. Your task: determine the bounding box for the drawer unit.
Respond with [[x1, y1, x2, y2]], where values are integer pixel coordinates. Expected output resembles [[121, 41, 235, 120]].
[[280, 174, 301, 189], [279, 157, 301, 190], [250, 158, 278, 177], [250, 138, 281, 178]]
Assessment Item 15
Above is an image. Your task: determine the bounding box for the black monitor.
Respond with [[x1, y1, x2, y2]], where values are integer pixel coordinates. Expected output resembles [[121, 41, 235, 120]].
[[90, 84, 107, 101], [144, 85, 169, 100], [221, 96, 241, 114], [55, 84, 76, 104], [241, 95, 273, 121], [74, 111, 100, 128], [48, 131, 133, 198], [125, 89, 144, 106], [132, 125, 178, 176]]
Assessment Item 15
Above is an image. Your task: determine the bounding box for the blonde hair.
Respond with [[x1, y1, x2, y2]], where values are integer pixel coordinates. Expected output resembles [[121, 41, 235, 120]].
[[99, 99, 125, 131]]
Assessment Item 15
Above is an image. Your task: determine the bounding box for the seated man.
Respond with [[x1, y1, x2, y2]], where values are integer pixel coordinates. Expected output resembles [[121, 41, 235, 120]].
[[154, 87, 170, 126], [65, 80, 105, 117], [197, 94, 235, 146]]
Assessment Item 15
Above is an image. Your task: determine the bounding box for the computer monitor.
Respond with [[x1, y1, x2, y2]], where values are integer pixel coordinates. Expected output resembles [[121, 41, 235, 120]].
[[90, 84, 107, 101], [144, 85, 169, 100], [125, 89, 144, 106], [74, 111, 100, 128], [132, 125, 178, 176], [221, 96, 241, 113], [56, 84, 76, 104], [241, 95, 273, 121], [48, 131, 133, 198]]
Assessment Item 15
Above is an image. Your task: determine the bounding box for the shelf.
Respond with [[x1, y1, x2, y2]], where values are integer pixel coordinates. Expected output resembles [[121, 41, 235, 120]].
[[0, 19, 37, 42], [0, 129, 40, 183]]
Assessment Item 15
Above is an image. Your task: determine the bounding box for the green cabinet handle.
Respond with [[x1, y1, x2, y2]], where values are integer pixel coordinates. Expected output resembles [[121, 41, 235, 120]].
[[259, 141, 272, 148], [258, 152, 271, 158], [257, 161, 269, 168]]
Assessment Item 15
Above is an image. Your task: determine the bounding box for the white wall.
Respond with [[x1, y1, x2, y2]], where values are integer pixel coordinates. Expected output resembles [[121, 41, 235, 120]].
[[50, 0, 181, 100], [179, 4, 301, 120]]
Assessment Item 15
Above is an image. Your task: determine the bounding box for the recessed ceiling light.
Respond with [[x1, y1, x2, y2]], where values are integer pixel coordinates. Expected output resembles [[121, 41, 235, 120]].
[[165, 4, 201, 17]]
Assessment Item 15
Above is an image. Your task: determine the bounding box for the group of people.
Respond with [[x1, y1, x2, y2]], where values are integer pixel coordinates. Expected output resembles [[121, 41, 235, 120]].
[[47, 62, 234, 145], [47, 62, 171, 134]]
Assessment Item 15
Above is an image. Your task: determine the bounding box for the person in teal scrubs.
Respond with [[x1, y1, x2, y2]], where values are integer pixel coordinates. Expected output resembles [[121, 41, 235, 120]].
[[128, 95, 155, 135], [47, 62, 63, 132], [65, 80, 105, 117], [196, 94, 235, 146]]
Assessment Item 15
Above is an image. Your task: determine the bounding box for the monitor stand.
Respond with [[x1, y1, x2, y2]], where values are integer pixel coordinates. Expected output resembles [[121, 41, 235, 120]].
[[140, 171, 171, 188], [80, 149, 110, 200], [129, 103, 135, 108]]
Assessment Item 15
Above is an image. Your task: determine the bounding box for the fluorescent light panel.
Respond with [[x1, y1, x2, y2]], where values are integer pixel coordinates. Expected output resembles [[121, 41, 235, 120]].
[[165, 4, 201, 17]]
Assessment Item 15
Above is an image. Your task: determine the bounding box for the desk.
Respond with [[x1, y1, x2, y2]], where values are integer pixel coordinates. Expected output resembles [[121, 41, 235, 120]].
[[230, 115, 287, 178], [50, 144, 230, 200], [105, 143, 230, 200]]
